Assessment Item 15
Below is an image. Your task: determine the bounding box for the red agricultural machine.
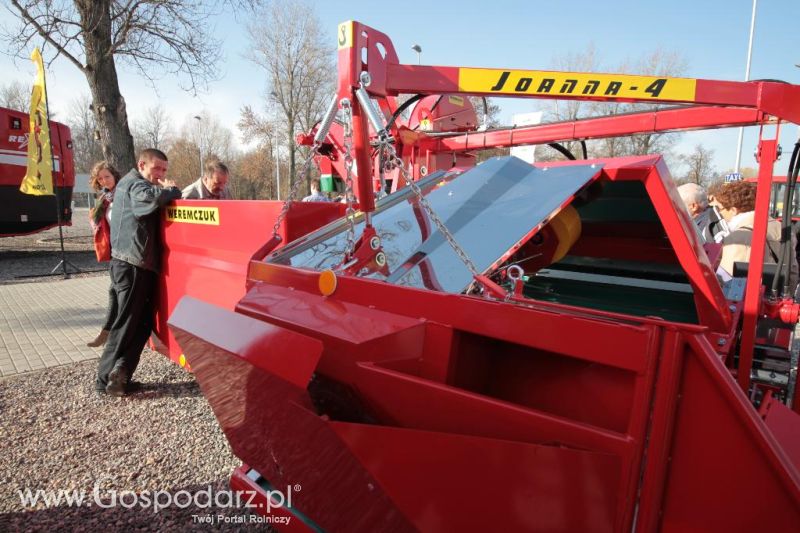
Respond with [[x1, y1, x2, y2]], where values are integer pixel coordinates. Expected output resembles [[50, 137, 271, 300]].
[[157, 21, 800, 532]]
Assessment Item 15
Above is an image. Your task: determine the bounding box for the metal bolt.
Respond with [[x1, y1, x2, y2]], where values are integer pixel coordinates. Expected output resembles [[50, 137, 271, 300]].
[[370, 236, 381, 250], [729, 305, 737, 312], [360, 71, 372, 86], [717, 338, 727, 346]]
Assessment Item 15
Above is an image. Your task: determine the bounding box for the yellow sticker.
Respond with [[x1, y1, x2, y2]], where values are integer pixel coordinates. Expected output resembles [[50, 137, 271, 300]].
[[448, 95, 465, 106], [458, 68, 697, 101], [166, 206, 220, 225], [337, 21, 353, 50]]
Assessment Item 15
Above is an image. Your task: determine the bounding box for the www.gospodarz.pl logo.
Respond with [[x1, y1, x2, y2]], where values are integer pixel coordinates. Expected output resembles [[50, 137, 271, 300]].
[[17, 476, 299, 516]]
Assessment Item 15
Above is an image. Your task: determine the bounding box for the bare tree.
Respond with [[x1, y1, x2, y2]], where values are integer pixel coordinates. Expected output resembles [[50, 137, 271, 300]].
[[0, 80, 29, 111], [131, 104, 172, 155], [680, 144, 716, 185], [600, 49, 688, 159], [66, 93, 104, 173], [239, 104, 281, 197], [246, 0, 334, 192], [2, 1, 255, 172], [234, 147, 273, 199], [183, 111, 235, 164], [167, 112, 235, 186]]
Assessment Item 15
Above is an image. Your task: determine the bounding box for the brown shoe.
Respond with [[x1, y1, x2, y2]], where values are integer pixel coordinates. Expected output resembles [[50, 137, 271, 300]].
[[87, 329, 109, 348]]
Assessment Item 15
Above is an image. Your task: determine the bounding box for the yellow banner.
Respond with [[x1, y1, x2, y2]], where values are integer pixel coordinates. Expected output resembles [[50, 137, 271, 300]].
[[19, 48, 54, 196], [458, 68, 697, 102], [166, 206, 220, 225]]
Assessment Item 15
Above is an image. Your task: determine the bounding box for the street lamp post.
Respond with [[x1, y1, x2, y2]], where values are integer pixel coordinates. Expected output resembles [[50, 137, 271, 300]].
[[734, 0, 758, 173], [411, 44, 422, 65], [274, 123, 281, 201], [270, 92, 281, 200], [193, 115, 202, 177]]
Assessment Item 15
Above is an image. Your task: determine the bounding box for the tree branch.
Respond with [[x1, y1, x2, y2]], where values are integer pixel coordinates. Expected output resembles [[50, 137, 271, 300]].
[[9, 0, 85, 72]]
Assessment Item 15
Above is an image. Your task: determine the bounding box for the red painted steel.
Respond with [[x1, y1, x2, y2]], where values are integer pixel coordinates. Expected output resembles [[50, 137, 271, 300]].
[[331, 422, 620, 532], [172, 266, 657, 531], [738, 140, 778, 391], [153, 200, 342, 362], [160, 20, 800, 532], [761, 394, 800, 473], [172, 254, 800, 531], [350, 105, 375, 214], [657, 334, 800, 531], [421, 106, 768, 154]]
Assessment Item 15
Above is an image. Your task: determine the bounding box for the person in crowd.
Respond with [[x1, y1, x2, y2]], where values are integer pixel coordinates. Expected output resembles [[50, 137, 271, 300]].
[[714, 180, 796, 287], [87, 161, 122, 347], [302, 178, 330, 202], [95, 149, 181, 396], [677, 182, 727, 243], [707, 180, 725, 205], [181, 157, 231, 199]]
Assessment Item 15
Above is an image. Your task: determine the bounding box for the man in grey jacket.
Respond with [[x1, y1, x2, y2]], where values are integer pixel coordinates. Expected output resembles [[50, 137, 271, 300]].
[[96, 148, 181, 396], [181, 158, 231, 200]]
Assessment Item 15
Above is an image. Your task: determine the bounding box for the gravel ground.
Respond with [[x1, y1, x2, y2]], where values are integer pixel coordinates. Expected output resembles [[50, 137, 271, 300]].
[[0, 208, 107, 283], [0, 213, 276, 531], [0, 350, 274, 532]]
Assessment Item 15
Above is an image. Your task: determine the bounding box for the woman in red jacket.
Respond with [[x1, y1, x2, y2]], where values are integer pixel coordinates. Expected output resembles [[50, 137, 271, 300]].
[[87, 161, 121, 347]]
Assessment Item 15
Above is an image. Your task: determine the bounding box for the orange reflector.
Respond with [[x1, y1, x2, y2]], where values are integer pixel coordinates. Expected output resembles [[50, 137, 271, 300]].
[[178, 354, 186, 367], [319, 269, 337, 296]]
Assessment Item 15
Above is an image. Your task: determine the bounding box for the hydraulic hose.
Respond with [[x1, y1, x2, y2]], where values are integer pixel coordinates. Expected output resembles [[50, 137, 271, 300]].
[[773, 140, 800, 296], [547, 142, 577, 160], [386, 94, 424, 132], [782, 141, 800, 295]]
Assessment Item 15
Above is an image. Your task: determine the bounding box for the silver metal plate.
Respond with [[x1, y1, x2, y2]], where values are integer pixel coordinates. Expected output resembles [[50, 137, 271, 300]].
[[271, 156, 603, 293]]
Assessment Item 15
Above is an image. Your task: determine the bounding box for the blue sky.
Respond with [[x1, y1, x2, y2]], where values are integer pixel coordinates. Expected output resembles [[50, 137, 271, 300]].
[[2, 0, 798, 175]]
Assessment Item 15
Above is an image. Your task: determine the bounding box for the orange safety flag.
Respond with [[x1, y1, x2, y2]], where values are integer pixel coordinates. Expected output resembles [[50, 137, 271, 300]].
[[19, 47, 54, 196]]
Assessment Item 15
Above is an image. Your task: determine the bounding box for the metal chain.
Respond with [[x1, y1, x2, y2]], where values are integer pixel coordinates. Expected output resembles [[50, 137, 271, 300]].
[[340, 99, 358, 258], [270, 141, 321, 239], [381, 142, 481, 279]]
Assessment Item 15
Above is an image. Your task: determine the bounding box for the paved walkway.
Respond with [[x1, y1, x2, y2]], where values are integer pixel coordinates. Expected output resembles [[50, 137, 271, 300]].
[[0, 275, 109, 377]]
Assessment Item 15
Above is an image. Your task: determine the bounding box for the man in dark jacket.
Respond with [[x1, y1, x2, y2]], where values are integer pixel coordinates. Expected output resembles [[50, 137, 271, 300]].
[[96, 148, 181, 396]]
